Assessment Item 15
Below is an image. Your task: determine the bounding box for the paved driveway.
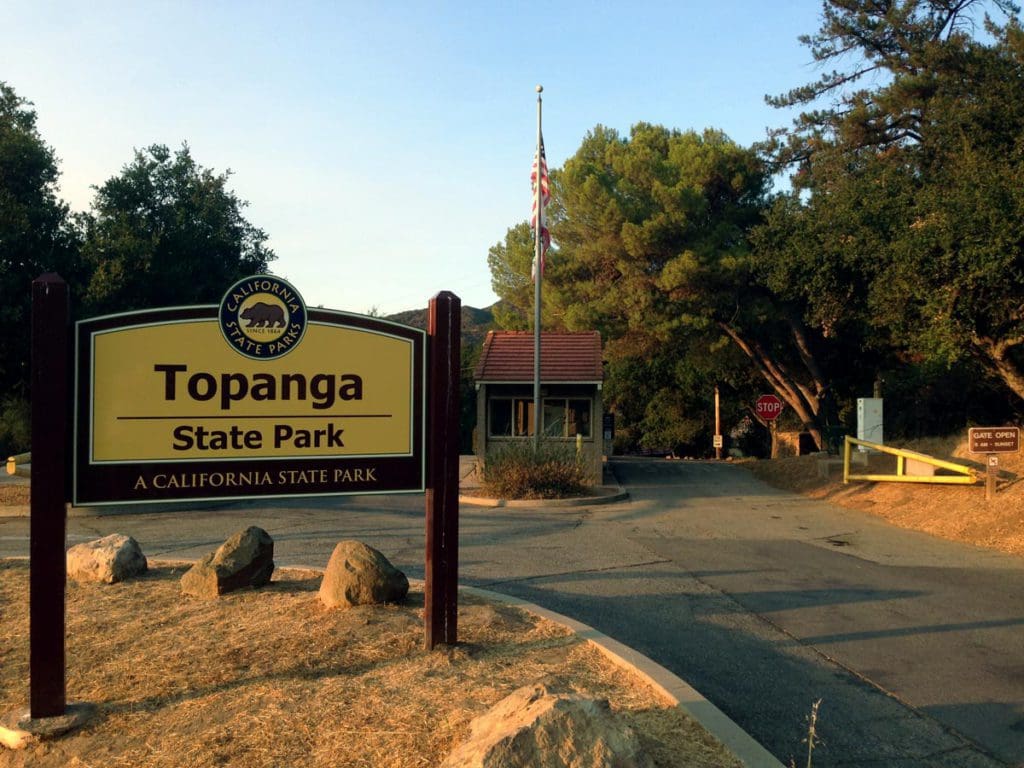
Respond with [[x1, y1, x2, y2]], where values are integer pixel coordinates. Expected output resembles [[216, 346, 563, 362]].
[[1, 458, 1022, 766], [486, 458, 1024, 768]]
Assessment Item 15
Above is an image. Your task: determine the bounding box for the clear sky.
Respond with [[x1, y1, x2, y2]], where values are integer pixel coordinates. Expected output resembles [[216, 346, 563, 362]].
[[5, 1, 822, 315]]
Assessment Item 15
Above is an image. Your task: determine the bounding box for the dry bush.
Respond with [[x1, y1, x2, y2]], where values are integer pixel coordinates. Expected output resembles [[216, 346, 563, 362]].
[[481, 441, 588, 499]]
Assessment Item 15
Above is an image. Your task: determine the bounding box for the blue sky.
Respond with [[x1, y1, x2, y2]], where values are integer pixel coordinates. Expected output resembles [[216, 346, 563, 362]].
[[5, 2, 823, 314]]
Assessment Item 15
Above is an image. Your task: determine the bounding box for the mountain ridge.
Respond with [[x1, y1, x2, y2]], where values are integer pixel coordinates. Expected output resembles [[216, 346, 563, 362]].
[[385, 304, 497, 349]]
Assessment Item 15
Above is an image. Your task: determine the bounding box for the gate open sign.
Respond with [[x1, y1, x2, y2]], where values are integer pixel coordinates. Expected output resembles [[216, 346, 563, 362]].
[[755, 394, 784, 421]]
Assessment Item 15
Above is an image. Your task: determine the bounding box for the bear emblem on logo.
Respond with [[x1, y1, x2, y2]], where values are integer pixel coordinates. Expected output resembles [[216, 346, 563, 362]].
[[240, 301, 286, 328], [219, 275, 307, 360]]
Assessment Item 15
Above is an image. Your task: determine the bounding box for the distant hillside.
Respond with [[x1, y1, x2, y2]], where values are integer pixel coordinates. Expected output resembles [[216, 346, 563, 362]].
[[386, 304, 496, 350]]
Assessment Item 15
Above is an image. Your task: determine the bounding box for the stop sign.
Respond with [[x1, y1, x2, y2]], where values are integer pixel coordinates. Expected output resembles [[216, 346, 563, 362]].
[[755, 394, 784, 421]]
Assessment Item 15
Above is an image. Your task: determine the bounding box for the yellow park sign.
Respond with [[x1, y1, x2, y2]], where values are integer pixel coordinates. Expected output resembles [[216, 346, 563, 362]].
[[73, 275, 425, 505]]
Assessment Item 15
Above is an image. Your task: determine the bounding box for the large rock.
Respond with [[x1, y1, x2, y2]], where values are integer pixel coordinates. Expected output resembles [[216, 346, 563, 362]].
[[67, 534, 147, 584], [442, 683, 652, 768], [318, 540, 409, 608], [180, 527, 274, 598]]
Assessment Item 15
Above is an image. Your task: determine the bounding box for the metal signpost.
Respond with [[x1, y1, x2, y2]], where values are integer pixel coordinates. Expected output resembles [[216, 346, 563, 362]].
[[968, 427, 1020, 501], [756, 394, 784, 459]]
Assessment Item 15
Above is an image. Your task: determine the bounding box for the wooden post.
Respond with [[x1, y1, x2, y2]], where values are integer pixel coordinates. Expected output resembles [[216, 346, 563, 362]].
[[986, 454, 997, 502], [425, 292, 461, 650], [30, 273, 69, 718], [714, 386, 721, 460]]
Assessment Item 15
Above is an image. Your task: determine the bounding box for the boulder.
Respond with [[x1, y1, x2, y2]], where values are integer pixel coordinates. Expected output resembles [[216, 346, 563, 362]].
[[66, 534, 147, 584], [442, 683, 652, 768], [180, 526, 274, 598], [318, 540, 409, 608]]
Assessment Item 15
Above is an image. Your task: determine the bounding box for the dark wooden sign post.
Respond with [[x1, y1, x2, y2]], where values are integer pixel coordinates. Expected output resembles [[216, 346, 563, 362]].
[[23, 273, 462, 727], [425, 291, 461, 649], [30, 274, 69, 718], [968, 426, 1020, 501]]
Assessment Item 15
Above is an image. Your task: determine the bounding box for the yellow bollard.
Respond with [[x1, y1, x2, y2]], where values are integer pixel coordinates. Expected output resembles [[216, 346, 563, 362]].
[[6, 452, 30, 477]]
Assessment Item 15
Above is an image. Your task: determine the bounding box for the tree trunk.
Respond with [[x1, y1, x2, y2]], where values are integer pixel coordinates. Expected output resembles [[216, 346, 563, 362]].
[[973, 334, 1024, 402], [721, 321, 827, 450]]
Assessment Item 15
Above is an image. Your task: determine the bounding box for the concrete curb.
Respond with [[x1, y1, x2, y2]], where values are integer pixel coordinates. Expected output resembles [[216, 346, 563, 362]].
[[0, 500, 263, 519], [459, 584, 784, 768], [458, 485, 629, 508], [0, 488, 629, 517], [239, 561, 779, 768]]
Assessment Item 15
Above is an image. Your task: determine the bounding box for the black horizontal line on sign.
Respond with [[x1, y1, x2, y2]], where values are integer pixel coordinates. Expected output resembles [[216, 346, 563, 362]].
[[116, 415, 394, 420]]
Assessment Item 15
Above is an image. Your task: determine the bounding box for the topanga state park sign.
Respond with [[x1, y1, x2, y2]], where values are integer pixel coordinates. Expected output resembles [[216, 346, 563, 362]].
[[27, 273, 459, 722], [73, 275, 425, 505]]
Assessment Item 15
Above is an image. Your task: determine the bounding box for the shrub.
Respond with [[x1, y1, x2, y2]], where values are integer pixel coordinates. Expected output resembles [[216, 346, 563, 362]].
[[481, 441, 588, 500], [0, 395, 30, 457]]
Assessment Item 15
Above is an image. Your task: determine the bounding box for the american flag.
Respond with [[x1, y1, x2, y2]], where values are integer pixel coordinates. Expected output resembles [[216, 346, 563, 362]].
[[530, 134, 550, 281]]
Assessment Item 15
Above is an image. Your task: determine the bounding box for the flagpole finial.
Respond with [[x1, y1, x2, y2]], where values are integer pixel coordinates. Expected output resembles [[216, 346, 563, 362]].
[[536, 84, 543, 93]]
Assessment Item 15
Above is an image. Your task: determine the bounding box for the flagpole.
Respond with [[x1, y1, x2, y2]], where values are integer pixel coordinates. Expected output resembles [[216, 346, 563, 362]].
[[533, 85, 543, 450]]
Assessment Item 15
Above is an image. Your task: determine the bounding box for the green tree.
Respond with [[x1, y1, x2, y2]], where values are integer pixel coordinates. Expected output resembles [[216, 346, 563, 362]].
[[486, 221, 567, 331], [489, 122, 845, 450], [767, 0, 1020, 164], [763, 2, 1024, 404], [555, 124, 847, 448], [80, 144, 274, 315], [0, 82, 82, 453]]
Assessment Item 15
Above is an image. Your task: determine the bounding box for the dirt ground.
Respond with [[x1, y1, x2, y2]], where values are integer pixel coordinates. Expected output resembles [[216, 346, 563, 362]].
[[0, 560, 740, 768], [0, 485, 27, 507], [745, 432, 1024, 558]]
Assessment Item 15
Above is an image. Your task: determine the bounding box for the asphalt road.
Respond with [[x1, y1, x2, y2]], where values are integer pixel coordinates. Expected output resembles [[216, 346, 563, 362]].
[[2, 458, 1022, 766]]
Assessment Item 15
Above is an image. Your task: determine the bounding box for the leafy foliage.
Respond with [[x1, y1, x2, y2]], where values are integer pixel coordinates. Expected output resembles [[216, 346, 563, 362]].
[[80, 144, 275, 315], [486, 6, 1024, 447], [0, 81, 82, 455], [760, 3, 1024, 403], [487, 221, 566, 331], [489, 122, 850, 450], [1, 86, 279, 455], [481, 441, 588, 499], [766, 0, 1021, 165], [0, 394, 31, 454]]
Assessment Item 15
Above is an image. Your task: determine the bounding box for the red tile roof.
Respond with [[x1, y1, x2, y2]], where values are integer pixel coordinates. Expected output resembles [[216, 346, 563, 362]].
[[474, 331, 603, 383]]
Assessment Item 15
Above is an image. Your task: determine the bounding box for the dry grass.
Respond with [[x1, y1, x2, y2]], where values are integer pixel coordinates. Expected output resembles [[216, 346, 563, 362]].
[[0, 486, 27, 507], [746, 431, 1024, 557], [0, 560, 740, 768]]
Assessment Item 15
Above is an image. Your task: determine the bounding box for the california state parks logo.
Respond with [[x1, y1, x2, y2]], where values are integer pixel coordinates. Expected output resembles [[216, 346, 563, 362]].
[[219, 275, 307, 360]]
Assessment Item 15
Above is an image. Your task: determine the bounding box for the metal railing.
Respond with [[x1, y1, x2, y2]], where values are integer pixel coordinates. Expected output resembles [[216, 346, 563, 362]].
[[843, 437, 980, 485]]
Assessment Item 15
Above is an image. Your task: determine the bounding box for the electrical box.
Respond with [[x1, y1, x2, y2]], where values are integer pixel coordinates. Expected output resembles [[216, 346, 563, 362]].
[[856, 397, 883, 450]]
